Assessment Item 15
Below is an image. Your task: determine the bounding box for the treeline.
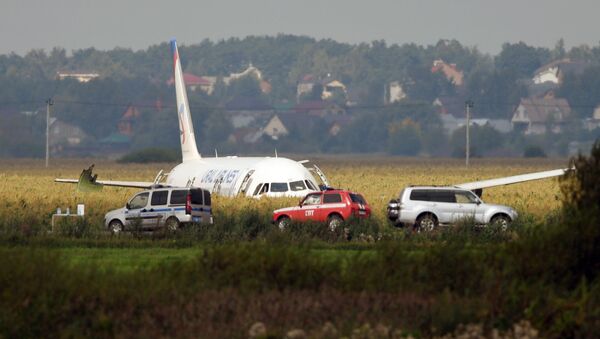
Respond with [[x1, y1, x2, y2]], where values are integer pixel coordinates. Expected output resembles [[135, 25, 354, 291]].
[[2, 36, 600, 157]]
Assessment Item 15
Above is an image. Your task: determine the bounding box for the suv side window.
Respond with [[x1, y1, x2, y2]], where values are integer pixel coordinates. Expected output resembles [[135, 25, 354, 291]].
[[323, 193, 342, 203], [429, 191, 456, 203], [410, 190, 430, 201], [151, 191, 168, 206], [129, 192, 149, 209], [170, 190, 187, 205], [302, 193, 322, 205], [455, 191, 478, 204]]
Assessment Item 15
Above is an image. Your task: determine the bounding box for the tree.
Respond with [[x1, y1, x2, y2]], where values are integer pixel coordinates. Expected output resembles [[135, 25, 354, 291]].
[[495, 42, 551, 78], [387, 119, 422, 155]]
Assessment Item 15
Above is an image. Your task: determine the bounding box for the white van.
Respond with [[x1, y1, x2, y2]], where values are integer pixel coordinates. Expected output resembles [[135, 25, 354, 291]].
[[104, 187, 212, 233]]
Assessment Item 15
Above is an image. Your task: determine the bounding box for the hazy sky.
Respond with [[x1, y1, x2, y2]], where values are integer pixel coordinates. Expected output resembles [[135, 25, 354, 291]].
[[1, 0, 599, 55]]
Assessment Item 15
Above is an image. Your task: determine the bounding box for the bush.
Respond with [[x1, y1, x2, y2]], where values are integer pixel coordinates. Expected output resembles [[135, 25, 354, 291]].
[[523, 145, 547, 158], [117, 148, 180, 163]]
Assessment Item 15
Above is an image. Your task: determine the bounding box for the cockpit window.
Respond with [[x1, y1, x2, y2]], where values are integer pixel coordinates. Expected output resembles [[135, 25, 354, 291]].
[[305, 180, 317, 191], [270, 182, 288, 192], [289, 180, 306, 191], [252, 184, 263, 196]]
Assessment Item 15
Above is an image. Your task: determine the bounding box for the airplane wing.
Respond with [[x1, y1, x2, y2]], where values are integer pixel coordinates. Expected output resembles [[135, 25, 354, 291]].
[[55, 165, 155, 192], [54, 178, 154, 189], [455, 168, 570, 191]]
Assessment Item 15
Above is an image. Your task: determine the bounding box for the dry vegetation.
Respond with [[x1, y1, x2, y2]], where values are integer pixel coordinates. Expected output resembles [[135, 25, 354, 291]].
[[0, 156, 566, 230]]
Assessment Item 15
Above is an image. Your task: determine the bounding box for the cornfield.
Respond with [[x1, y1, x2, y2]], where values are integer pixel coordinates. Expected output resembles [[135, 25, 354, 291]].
[[0, 156, 566, 230]]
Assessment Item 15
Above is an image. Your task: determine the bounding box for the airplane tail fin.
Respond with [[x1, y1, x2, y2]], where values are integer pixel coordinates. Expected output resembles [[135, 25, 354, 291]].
[[171, 39, 201, 162]]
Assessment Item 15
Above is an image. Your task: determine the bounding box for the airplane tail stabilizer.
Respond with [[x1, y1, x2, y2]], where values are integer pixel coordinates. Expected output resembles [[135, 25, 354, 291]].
[[171, 39, 201, 162]]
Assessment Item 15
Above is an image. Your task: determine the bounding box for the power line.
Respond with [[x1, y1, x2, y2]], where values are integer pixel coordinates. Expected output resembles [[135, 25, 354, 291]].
[[0, 98, 599, 112]]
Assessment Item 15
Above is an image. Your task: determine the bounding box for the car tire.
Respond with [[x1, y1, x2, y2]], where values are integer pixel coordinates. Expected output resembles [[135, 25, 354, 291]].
[[327, 214, 343, 231], [109, 219, 123, 234], [277, 216, 291, 230], [415, 213, 437, 232], [165, 217, 180, 231], [490, 214, 511, 230]]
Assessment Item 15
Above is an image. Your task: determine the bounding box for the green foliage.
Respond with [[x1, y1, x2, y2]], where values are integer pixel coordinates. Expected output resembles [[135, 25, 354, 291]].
[[523, 145, 547, 158], [495, 42, 551, 78], [450, 124, 505, 156], [117, 148, 180, 163]]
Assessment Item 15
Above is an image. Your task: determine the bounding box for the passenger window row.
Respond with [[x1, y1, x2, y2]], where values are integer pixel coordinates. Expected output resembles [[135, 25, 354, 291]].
[[252, 180, 318, 195]]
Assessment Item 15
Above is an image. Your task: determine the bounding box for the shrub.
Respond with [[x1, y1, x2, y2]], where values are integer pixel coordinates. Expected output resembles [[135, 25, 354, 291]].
[[117, 148, 179, 163], [523, 145, 547, 158]]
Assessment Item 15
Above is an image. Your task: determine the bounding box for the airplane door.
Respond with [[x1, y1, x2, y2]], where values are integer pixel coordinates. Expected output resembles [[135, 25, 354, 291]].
[[237, 170, 255, 195]]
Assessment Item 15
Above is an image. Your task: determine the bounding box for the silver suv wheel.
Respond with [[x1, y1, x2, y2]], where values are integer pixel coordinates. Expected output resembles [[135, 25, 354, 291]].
[[491, 214, 511, 230], [415, 213, 437, 232]]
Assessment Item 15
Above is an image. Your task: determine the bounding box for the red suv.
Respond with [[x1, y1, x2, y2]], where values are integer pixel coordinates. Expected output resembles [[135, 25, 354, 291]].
[[272, 189, 371, 230]]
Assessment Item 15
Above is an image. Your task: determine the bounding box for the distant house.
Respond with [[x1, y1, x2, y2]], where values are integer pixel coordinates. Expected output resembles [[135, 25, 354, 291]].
[[261, 112, 351, 140], [583, 105, 600, 131], [167, 64, 270, 95], [49, 118, 89, 152], [511, 97, 572, 134], [387, 81, 407, 104], [532, 58, 590, 85], [431, 59, 464, 86], [434, 96, 511, 134], [262, 115, 290, 140], [321, 79, 347, 100], [56, 71, 99, 83], [296, 74, 317, 100], [296, 74, 349, 102], [117, 105, 141, 136], [166, 73, 214, 93]]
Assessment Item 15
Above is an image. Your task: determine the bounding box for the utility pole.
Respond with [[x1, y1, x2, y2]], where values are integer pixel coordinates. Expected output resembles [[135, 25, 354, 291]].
[[465, 100, 474, 167], [45, 98, 53, 168]]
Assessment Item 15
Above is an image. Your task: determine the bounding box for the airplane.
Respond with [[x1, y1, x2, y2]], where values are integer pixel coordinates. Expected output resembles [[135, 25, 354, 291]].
[[56, 39, 327, 198]]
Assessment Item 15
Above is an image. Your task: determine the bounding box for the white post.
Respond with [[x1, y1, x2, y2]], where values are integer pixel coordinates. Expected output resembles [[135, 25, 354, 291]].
[[465, 100, 473, 167], [45, 98, 53, 168]]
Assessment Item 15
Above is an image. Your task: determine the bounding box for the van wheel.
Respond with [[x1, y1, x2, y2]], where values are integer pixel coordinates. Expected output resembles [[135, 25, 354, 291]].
[[415, 213, 437, 232], [109, 220, 123, 234], [277, 216, 290, 230], [327, 214, 343, 231], [165, 217, 180, 231]]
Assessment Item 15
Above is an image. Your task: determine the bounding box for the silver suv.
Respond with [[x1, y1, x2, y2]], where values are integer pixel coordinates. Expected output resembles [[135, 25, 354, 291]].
[[387, 186, 518, 231], [104, 186, 213, 233]]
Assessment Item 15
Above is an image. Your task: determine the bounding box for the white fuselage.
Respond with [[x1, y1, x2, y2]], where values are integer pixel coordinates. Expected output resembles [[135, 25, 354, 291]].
[[166, 156, 320, 198]]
